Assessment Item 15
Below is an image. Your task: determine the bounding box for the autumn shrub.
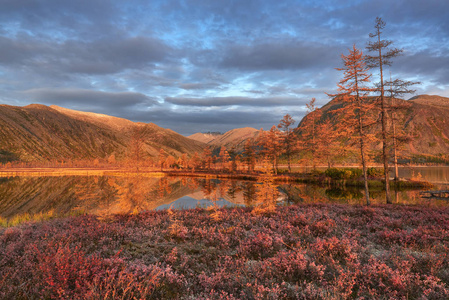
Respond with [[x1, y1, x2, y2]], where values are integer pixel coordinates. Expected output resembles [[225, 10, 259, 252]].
[[367, 167, 384, 178], [1, 204, 449, 299], [325, 167, 362, 180]]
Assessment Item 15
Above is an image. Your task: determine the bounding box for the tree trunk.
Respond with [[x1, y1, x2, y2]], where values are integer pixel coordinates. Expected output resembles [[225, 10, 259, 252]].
[[359, 106, 370, 206], [378, 33, 392, 204]]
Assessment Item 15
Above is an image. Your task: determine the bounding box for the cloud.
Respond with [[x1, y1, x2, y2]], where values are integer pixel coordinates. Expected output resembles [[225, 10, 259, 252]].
[[393, 51, 449, 85], [0, 0, 448, 136], [59, 36, 172, 75], [118, 106, 308, 135], [179, 82, 222, 90], [218, 39, 341, 71], [22, 88, 158, 110], [165, 96, 302, 107]]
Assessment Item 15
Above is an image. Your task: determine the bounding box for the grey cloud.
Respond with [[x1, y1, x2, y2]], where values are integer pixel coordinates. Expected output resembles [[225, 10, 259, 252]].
[[119, 107, 306, 135], [393, 51, 449, 85], [218, 39, 341, 71], [0, 35, 51, 65], [0, 0, 118, 34], [179, 83, 222, 90], [165, 96, 302, 107], [22, 88, 157, 109], [0, 34, 172, 75], [59, 36, 172, 75]]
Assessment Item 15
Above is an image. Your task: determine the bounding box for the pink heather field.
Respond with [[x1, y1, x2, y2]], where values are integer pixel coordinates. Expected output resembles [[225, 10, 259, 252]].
[[1, 203, 449, 299]]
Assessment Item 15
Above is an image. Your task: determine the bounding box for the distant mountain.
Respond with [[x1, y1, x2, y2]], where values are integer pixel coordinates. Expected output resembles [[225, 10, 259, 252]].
[[0, 104, 205, 162], [188, 127, 260, 151], [297, 94, 449, 161], [188, 132, 223, 144]]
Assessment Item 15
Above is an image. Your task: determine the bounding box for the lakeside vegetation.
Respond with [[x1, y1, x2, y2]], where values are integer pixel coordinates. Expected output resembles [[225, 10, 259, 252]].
[[1, 204, 448, 299]]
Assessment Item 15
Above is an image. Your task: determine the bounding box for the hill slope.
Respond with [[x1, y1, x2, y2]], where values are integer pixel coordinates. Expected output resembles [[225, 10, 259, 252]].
[[0, 104, 205, 162], [297, 94, 449, 162], [188, 127, 260, 151]]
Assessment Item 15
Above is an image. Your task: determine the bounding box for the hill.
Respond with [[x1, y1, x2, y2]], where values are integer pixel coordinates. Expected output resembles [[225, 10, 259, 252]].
[[297, 94, 449, 163], [408, 94, 449, 108], [188, 132, 223, 144], [188, 127, 260, 151], [0, 104, 205, 162]]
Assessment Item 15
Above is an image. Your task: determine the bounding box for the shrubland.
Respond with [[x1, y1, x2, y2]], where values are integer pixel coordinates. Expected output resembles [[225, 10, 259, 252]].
[[1, 204, 448, 299]]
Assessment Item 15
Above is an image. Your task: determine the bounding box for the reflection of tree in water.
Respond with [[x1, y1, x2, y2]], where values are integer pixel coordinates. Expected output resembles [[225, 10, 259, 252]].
[[279, 184, 327, 204], [114, 177, 151, 214], [201, 179, 219, 203], [218, 180, 231, 200], [225, 180, 242, 203], [253, 162, 279, 214], [5, 176, 448, 220], [325, 187, 363, 203], [157, 177, 172, 200], [242, 182, 257, 206]]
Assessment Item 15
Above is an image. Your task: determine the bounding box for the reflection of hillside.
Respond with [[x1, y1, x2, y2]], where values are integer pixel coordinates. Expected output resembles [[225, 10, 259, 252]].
[[188, 179, 258, 206], [0, 176, 83, 218], [103, 177, 203, 214], [1, 176, 447, 220], [0, 176, 203, 218]]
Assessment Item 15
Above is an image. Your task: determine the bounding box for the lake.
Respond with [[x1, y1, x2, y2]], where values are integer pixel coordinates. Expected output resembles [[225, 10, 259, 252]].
[[1, 166, 448, 220]]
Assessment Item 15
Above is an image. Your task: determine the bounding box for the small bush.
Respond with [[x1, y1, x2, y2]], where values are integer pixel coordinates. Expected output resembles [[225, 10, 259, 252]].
[[325, 168, 362, 180], [367, 167, 384, 178]]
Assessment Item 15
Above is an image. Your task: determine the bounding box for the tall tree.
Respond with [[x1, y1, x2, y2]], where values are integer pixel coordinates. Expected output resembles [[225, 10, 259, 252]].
[[384, 78, 419, 180], [201, 147, 213, 170], [365, 17, 403, 204], [298, 98, 321, 169], [329, 45, 374, 205], [277, 114, 296, 173], [129, 126, 147, 166], [242, 139, 256, 172], [218, 146, 230, 170], [257, 126, 281, 174], [158, 148, 167, 171]]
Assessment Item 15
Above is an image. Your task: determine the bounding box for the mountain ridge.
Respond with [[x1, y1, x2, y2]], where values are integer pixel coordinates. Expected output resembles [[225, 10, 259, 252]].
[[0, 103, 205, 162], [297, 94, 449, 162], [188, 127, 260, 151]]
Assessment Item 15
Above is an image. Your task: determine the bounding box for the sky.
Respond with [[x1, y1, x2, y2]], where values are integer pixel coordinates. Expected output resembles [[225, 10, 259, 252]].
[[1, 0, 448, 135]]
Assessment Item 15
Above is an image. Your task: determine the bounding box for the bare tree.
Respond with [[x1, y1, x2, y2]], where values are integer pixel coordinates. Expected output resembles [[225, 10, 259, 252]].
[[365, 17, 403, 204], [384, 78, 419, 180]]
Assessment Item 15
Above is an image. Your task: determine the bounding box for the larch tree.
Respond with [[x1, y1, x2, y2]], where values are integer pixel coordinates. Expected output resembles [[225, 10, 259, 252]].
[[242, 139, 256, 172], [366, 17, 403, 204], [277, 114, 296, 173], [129, 126, 147, 168], [158, 148, 167, 171], [218, 146, 230, 170], [384, 78, 419, 180], [298, 98, 321, 169], [227, 146, 240, 173], [257, 126, 281, 174], [202, 147, 213, 170], [330, 45, 374, 205], [298, 98, 343, 169]]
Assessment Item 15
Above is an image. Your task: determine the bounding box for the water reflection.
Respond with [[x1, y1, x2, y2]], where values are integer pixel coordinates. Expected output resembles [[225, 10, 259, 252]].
[[0, 175, 448, 220]]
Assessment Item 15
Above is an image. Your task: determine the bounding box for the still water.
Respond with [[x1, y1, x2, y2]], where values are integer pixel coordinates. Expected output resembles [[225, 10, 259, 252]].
[[0, 169, 448, 220]]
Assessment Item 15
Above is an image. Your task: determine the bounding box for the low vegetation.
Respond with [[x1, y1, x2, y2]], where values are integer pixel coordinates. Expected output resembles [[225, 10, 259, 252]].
[[1, 204, 448, 299]]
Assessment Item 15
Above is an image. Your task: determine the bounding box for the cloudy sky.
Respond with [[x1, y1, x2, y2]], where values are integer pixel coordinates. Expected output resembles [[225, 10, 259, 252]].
[[1, 0, 448, 135]]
